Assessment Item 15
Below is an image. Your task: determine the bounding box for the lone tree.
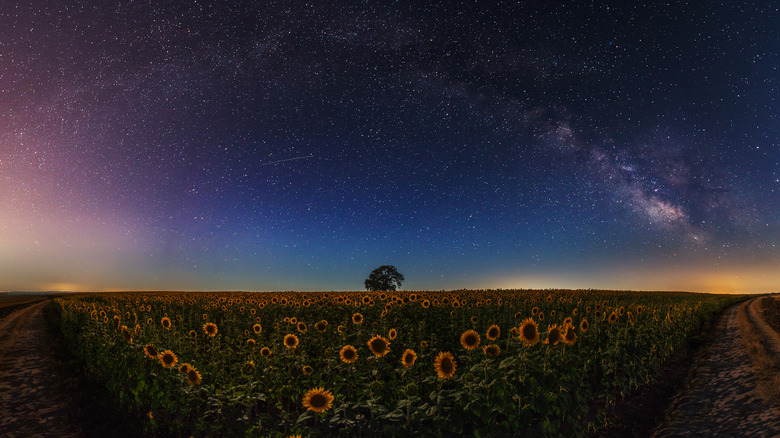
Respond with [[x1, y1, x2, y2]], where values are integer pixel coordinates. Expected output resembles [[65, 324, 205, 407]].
[[364, 265, 405, 291]]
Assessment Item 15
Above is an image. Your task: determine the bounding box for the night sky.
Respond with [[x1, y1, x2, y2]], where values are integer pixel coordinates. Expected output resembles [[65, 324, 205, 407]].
[[1, 1, 778, 293]]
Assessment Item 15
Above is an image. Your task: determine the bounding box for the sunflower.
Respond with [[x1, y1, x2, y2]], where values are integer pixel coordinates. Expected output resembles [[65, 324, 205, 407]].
[[470, 316, 478, 324], [315, 320, 328, 332], [284, 334, 299, 349], [434, 351, 456, 379], [580, 318, 589, 332], [159, 350, 178, 369], [483, 344, 501, 357], [388, 328, 398, 340], [252, 323, 262, 334], [189, 330, 197, 339], [421, 299, 430, 308], [302, 387, 335, 413], [544, 324, 562, 346], [401, 349, 417, 368], [531, 306, 540, 315], [179, 362, 192, 374], [563, 317, 573, 327], [187, 367, 202, 385], [246, 338, 256, 346], [302, 365, 314, 376], [562, 325, 577, 345], [161, 317, 172, 330], [608, 312, 618, 323], [203, 322, 218, 337], [486, 324, 500, 341], [352, 313, 363, 324], [147, 317, 153, 325], [367, 335, 390, 357], [121, 325, 133, 343], [144, 344, 159, 359], [518, 318, 540, 346], [260, 347, 272, 357], [460, 329, 481, 350], [339, 345, 358, 364]]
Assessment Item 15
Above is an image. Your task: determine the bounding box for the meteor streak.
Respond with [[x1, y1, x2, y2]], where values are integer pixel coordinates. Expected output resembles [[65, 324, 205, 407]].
[[261, 155, 314, 166]]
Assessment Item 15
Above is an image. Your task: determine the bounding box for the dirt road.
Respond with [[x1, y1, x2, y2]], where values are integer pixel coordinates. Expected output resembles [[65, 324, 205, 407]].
[[651, 297, 780, 437], [0, 300, 83, 438]]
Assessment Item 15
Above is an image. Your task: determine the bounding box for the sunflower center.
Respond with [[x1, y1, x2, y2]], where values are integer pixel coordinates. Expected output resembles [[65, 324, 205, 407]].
[[523, 324, 536, 339], [465, 334, 478, 346], [310, 394, 327, 408], [440, 358, 453, 373]]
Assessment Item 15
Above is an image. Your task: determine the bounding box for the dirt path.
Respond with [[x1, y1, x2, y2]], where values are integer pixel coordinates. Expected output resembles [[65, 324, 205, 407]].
[[0, 300, 83, 438], [651, 298, 780, 437]]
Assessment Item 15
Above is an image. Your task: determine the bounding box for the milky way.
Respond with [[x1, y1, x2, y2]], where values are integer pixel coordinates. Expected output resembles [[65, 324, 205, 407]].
[[1, 1, 777, 292]]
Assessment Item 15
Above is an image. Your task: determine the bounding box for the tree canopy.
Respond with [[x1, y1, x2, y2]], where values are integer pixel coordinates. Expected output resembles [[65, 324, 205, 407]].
[[364, 265, 404, 291]]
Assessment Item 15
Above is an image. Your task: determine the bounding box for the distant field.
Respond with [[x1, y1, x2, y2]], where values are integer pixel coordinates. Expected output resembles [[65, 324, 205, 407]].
[[0, 295, 47, 319], [51, 290, 746, 437]]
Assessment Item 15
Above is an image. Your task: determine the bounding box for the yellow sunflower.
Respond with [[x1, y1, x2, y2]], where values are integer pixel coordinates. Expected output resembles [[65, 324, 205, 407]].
[[252, 323, 262, 334], [284, 334, 299, 349], [388, 328, 398, 340], [161, 316, 172, 330], [297, 322, 307, 333], [367, 335, 390, 357], [352, 313, 363, 324], [544, 324, 562, 346], [562, 324, 577, 345], [159, 350, 178, 369], [302, 365, 314, 376], [246, 339, 256, 346], [144, 344, 158, 359], [518, 318, 540, 347], [401, 349, 417, 368], [260, 347, 272, 357], [302, 387, 335, 413], [486, 324, 500, 341], [187, 367, 202, 385], [483, 344, 501, 357], [337, 325, 346, 333], [339, 345, 358, 364], [203, 322, 218, 337], [460, 329, 481, 350], [579, 318, 589, 332], [244, 361, 255, 374], [179, 362, 191, 374], [315, 320, 328, 332], [434, 351, 457, 379]]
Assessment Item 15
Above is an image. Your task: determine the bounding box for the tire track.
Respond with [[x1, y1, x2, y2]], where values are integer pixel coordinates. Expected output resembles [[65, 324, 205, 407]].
[[651, 298, 780, 437]]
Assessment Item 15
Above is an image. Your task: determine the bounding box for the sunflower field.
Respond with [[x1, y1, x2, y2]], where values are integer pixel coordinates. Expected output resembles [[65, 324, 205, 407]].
[[50, 289, 744, 437]]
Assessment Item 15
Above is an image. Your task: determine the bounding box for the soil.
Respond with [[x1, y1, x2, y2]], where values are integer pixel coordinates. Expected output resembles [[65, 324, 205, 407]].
[[0, 299, 141, 438], [650, 299, 780, 437], [0, 300, 83, 437]]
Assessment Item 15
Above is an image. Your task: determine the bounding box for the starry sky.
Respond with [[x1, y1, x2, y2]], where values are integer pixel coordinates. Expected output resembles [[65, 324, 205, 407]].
[[1, 1, 778, 293]]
